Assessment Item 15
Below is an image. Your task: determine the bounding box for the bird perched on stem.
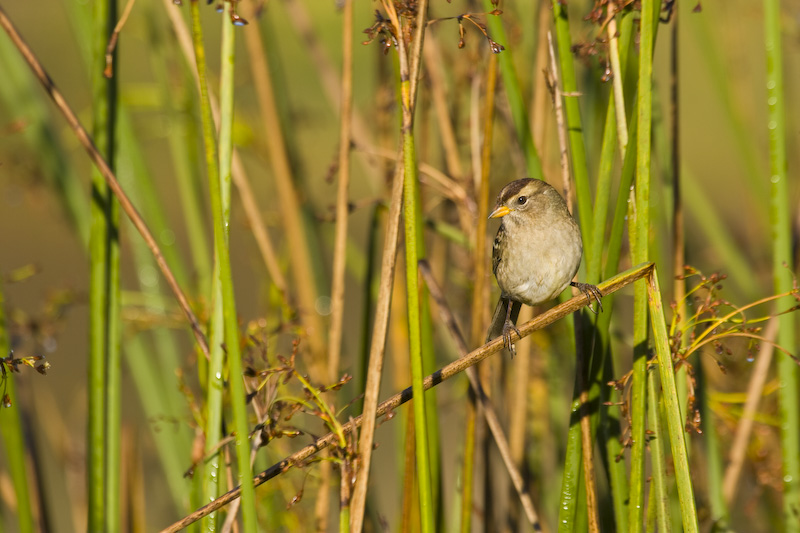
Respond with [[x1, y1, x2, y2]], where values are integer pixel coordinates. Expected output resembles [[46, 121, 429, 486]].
[[486, 178, 602, 355]]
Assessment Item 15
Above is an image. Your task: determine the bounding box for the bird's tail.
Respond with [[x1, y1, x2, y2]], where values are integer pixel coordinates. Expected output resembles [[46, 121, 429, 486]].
[[485, 297, 521, 344]]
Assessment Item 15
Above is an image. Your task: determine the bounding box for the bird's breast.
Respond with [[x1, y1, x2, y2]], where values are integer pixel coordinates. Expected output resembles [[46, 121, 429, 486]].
[[494, 216, 582, 306]]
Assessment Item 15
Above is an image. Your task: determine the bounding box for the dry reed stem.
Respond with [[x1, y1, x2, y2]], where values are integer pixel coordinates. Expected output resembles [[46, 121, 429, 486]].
[[547, 31, 573, 213], [474, 50, 499, 532], [722, 317, 779, 504], [0, 5, 210, 359], [419, 261, 541, 529], [530, 0, 551, 153], [328, 0, 354, 386], [318, 2, 355, 528], [349, 160, 406, 532], [159, 263, 653, 532], [360, 0, 433, 529], [507, 303, 532, 528]]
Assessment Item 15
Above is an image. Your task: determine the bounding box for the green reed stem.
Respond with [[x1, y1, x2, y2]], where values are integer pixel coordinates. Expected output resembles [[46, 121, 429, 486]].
[[647, 369, 672, 533], [551, 0, 592, 240], [403, 120, 434, 533], [557, 395, 585, 533], [764, 0, 800, 529], [88, 0, 120, 528], [628, 1, 656, 530], [646, 269, 698, 532], [217, 9, 257, 530]]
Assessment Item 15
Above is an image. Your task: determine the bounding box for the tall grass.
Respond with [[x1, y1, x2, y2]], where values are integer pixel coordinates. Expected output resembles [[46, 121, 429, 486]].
[[0, 1, 798, 531]]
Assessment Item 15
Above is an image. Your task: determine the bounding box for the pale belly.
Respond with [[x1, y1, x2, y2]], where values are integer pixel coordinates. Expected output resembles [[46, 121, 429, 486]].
[[495, 220, 582, 306]]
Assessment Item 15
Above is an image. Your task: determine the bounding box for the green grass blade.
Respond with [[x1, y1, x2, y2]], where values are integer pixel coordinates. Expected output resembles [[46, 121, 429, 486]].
[[764, 0, 800, 529]]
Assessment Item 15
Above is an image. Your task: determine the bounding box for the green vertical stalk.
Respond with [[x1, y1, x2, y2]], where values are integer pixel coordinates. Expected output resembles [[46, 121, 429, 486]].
[[557, 396, 585, 533], [764, 0, 800, 529], [188, 2, 256, 529], [551, 0, 592, 240], [0, 282, 34, 533], [647, 370, 672, 533], [403, 125, 434, 533], [88, 0, 120, 529], [185, 5, 225, 531], [646, 269, 698, 532], [204, 272, 225, 533], [628, 0, 655, 530], [217, 7, 257, 530]]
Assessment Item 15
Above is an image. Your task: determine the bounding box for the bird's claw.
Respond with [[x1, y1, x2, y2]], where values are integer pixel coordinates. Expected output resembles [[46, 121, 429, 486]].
[[502, 320, 522, 357], [571, 282, 604, 314]]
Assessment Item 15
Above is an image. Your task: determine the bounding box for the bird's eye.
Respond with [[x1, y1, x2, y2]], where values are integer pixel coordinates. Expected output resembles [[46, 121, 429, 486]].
[[517, 196, 527, 205]]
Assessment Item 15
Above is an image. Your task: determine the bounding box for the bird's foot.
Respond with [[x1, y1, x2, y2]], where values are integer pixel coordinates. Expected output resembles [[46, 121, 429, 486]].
[[571, 282, 604, 314], [502, 319, 522, 357]]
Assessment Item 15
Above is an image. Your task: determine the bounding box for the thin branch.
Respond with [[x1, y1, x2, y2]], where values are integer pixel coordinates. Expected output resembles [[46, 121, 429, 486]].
[[159, 262, 655, 532], [103, 0, 137, 78]]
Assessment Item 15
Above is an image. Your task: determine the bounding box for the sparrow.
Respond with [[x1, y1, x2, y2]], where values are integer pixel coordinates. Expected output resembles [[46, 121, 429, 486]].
[[486, 178, 602, 355]]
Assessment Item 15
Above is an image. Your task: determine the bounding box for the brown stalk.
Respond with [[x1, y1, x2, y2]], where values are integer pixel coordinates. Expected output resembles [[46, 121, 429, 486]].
[[466, 70, 485, 531], [722, 317, 779, 504], [530, 0, 552, 154], [607, 15, 628, 152], [548, 30, 599, 533], [163, 0, 290, 308], [419, 261, 541, 529], [349, 159, 406, 532], [475, 51, 499, 532], [311, 2, 355, 529], [547, 32, 574, 213], [506, 302, 532, 530], [159, 262, 654, 532], [0, 4, 210, 358], [352, 0, 429, 529], [328, 0, 354, 389]]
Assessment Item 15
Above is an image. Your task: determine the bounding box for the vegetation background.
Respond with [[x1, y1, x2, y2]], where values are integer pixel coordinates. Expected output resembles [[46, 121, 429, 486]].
[[0, 0, 798, 531]]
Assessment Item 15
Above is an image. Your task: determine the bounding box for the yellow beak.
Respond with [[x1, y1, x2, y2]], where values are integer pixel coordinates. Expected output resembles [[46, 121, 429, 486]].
[[488, 205, 511, 219]]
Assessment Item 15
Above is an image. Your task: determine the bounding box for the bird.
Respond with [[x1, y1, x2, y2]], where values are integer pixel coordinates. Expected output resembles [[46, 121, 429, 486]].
[[485, 178, 602, 355]]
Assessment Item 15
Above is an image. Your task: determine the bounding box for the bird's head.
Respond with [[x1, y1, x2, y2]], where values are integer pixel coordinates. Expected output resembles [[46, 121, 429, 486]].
[[488, 178, 556, 220]]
